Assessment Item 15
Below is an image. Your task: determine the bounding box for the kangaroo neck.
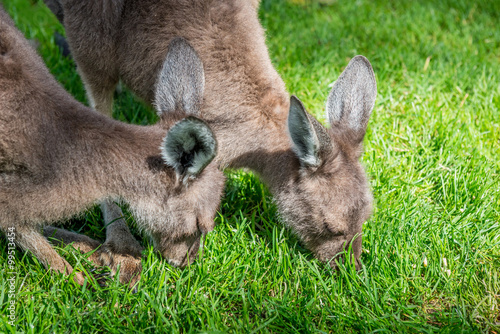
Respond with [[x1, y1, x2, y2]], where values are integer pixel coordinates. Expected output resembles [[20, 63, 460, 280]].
[[201, 96, 297, 191]]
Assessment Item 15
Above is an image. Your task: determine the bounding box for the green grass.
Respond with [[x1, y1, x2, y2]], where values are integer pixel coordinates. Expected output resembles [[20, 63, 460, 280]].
[[1, 0, 499, 332]]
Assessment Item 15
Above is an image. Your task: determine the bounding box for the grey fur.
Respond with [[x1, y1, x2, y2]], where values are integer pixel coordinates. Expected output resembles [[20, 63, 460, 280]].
[[161, 116, 217, 179], [288, 96, 320, 167], [154, 37, 205, 116], [0, 9, 225, 286]]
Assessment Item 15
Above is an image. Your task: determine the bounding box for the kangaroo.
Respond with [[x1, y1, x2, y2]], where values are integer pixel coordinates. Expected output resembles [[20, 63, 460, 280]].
[[43, 0, 377, 270], [0, 8, 225, 286]]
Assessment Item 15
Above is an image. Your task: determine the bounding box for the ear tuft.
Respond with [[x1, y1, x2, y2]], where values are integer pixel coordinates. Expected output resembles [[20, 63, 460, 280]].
[[154, 37, 205, 116], [288, 95, 321, 167], [326, 55, 376, 142], [161, 117, 217, 179]]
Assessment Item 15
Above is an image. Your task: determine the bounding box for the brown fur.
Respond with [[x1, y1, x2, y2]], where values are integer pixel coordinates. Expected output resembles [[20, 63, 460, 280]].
[[0, 9, 225, 286], [44, 0, 377, 268]]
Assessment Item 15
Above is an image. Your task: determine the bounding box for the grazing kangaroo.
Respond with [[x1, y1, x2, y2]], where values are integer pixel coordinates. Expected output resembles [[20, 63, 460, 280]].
[[43, 0, 377, 269], [0, 8, 225, 286]]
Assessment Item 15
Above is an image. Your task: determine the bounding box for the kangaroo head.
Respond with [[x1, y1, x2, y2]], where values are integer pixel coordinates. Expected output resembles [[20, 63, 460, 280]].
[[144, 37, 224, 267], [278, 56, 377, 269], [152, 116, 223, 267]]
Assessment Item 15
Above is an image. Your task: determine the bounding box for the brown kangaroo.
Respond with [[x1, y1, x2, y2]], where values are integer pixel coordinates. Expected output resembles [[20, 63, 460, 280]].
[[0, 7, 225, 286], [43, 0, 377, 271]]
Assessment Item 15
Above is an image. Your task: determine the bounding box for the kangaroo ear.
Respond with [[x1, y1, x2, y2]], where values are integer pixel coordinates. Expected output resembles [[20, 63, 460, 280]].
[[154, 37, 205, 116], [326, 55, 376, 144], [288, 96, 322, 167], [161, 117, 217, 179]]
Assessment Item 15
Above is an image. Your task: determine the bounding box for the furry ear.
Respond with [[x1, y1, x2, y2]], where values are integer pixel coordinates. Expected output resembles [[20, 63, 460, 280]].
[[160, 116, 217, 179], [326, 55, 376, 143], [154, 37, 205, 116], [287, 95, 321, 167]]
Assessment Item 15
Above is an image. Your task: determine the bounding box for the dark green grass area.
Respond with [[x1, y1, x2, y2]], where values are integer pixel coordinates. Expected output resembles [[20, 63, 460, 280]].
[[1, 0, 499, 332]]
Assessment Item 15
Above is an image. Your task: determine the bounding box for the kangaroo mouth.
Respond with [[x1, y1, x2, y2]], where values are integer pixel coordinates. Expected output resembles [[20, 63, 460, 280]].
[[307, 233, 363, 269], [165, 231, 202, 268]]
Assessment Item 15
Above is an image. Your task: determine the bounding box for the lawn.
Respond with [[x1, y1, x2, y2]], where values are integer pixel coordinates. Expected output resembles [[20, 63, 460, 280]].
[[1, 0, 499, 332]]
